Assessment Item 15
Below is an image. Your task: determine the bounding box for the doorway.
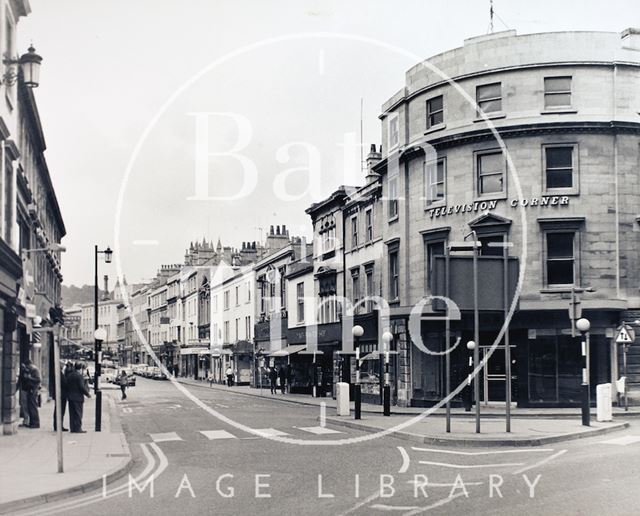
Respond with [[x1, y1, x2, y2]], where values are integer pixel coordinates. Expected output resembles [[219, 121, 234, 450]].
[[481, 345, 516, 403]]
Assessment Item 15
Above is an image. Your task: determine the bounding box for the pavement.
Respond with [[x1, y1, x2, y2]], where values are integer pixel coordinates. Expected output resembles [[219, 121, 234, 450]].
[[0, 384, 132, 515], [175, 376, 640, 419]]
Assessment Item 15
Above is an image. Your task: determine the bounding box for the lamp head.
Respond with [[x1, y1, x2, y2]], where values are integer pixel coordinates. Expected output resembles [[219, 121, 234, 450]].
[[352, 325, 364, 338], [104, 247, 113, 264], [19, 45, 42, 88], [94, 327, 107, 341], [466, 340, 476, 351], [382, 331, 393, 344], [576, 318, 591, 333]]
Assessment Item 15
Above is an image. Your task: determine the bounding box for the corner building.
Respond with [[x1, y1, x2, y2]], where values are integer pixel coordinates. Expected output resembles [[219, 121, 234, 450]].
[[374, 29, 640, 407]]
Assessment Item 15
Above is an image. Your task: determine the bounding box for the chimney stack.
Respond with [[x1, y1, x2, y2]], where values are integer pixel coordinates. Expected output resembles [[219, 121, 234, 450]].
[[366, 143, 382, 184]]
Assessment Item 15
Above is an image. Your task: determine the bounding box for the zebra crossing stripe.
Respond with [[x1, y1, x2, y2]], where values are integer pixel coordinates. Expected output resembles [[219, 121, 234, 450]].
[[149, 432, 183, 443], [297, 426, 342, 435], [251, 428, 289, 437], [200, 430, 236, 440]]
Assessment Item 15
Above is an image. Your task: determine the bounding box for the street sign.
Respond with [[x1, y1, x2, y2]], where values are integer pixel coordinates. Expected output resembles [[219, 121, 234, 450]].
[[616, 325, 635, 344]]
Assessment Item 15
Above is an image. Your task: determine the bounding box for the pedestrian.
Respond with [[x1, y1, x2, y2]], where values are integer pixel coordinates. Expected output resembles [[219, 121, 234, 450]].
[[23, 358, 41, 428], [52, 362, 72, 431], [118, 370, 128, 400], [269, 366, 278, 395], [67, 362, 91, 433], [286, 364, 294, 393], [207, 371, 214, 387], [225, 366, 234, 387], [16, 363, 30, 427], [278, 365, 287, 394]]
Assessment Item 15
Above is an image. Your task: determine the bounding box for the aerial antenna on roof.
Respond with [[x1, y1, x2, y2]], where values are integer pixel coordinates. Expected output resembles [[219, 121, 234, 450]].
[[487, 0, 510, 34], [360, 97, 364, 175], [489, 0, 494, 33]]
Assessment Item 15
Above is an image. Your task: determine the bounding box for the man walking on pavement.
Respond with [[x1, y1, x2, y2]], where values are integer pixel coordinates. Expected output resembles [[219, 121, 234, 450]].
[[225, 366, 234, 387], [53, 362, 72, 431], [269, 366, 278, 395], [118, 370, 128, 400], [23, 358, 41, 428], [16, 363, 30, 427], [66, 362, 91, 433]]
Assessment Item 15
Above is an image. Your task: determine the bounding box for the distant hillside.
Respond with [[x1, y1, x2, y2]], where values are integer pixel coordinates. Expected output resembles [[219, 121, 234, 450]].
[[62, 284, 106, 307]]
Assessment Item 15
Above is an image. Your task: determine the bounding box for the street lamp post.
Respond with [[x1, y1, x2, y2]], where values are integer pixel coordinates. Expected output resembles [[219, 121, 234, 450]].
[[93, 245, 112, 432], [382, 331, 393, 416], [576, 317, 591, 426], [352, 325, 364, 420]]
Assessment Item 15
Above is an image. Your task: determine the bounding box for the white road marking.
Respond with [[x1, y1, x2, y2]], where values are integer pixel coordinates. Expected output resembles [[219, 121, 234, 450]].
[[252, 428, 289, 437], [122, 407, 132, 413], [398, 446, 410, 473], [600, 435, 640, 446], [320, 401, 327, 427], [411, 446, 554, 456], [370, 504, 419, 511], [200, 430, 237, 440], [216, 403, 229, 408], [298, 426, 341, 435], [419, 460, 525, 469], [149, 431, 183, 442], [512, 449, 567, 475]]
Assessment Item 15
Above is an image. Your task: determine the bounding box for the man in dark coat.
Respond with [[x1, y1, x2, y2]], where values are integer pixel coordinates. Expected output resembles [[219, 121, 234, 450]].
[[269, 366, 278, 395], [67, 362, 91, 433], [52, 362, 72, 431], [23, 359, 41, 428]]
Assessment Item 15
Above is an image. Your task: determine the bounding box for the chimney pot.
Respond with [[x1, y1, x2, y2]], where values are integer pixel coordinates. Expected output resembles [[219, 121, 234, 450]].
[[276, 225, 281, 235], [270, 225, 274, 235]]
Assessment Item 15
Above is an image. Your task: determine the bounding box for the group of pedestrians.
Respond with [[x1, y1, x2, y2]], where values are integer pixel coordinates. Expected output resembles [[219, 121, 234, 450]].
[[268, 365, 291, 394], [52, 362, 92, 433]]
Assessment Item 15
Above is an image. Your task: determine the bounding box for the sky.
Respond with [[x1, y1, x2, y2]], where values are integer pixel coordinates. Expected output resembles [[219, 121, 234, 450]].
[[16, 0, 640, 286]]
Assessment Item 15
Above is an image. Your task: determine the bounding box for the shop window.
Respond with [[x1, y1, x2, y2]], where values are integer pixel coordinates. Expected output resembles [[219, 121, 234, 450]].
[[476, 151, 505, 196], [528, 336, 557, 402], [545, 231, 576, 287], [476, 82, 502, 115], [426, 95, 444, 128], [424, 158, 445, 206], [544, 76, 572, 109], [544, 145, 577, 192]]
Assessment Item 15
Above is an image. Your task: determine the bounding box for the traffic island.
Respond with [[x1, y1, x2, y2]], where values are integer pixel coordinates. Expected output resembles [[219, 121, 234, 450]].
[[323, 414, 630, 447]]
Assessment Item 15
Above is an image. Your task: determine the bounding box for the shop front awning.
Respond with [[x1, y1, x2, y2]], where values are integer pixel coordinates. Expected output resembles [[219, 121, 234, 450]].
[[269, 344, 307, 357], [211, 349, 233, 357], [180, 347, 209, 355]]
